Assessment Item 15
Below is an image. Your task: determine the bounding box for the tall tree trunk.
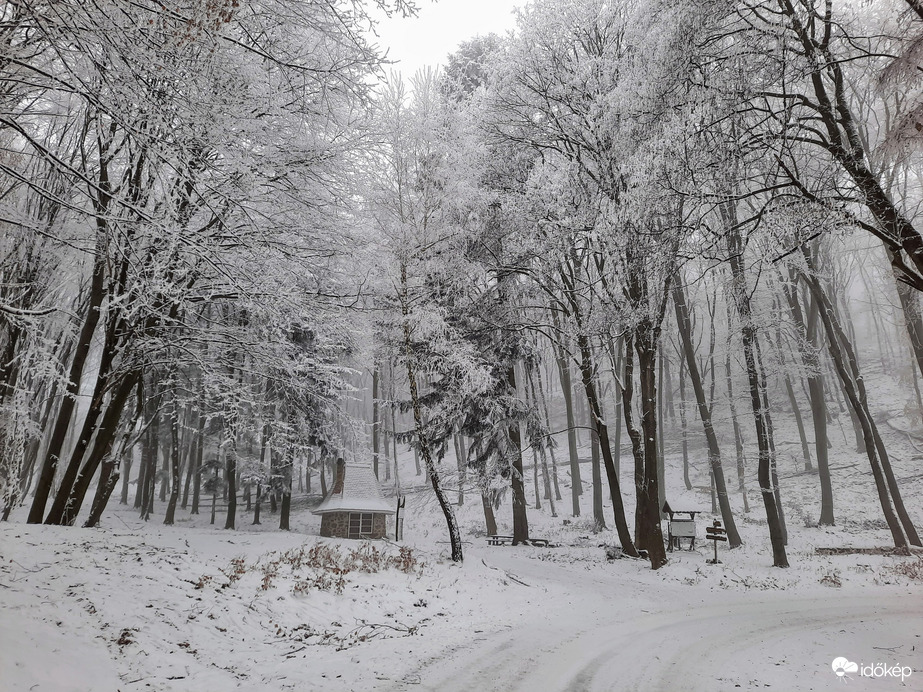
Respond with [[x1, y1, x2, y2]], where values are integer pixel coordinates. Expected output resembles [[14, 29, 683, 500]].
[[54, 372, 138, 526], [784, 276, 834, 524], [635, 330, 668, 568], [755, 336, 787, 546], [224, 446, 237, 530], [656, 347, 666, 516], [400, 263, 462, 561], [28, 240, 107, 523], [191, 410, 204, 515], [535, 368, 563, 501], [253, 482, 262, 525], [372, 365, 381, 479], [553, 313, 583, 514], [800, 260, 920, 547], [572, 333, 636, 555], [505, 365, 530, 546], [164, 385, 181, 525], [83, 461, 119, 529], [454, 432, 466, 506], [726, 215, 788, 567], [590, 425, 604, 530], [722, 325, 750, 513], [673, 276, 743, 548], [135, 444, 147, 510], [279, 442, 292, 531], [606, 337, 624, 479], [677, 348, 692, 491], [774, 305, 813, 472]]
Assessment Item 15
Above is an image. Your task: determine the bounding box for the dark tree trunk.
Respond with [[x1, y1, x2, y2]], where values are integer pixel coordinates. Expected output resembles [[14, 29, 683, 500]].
[[677, 350, 692, 491], [120, 455, 132, 505], [84, 462, 120, 529], [191, 411, 204, 514], [28, 243, 106, 523], [210, 465, 218, 525], [279, 440, 293, 531], [164, 386, 181, 525], [253, 483, 262, 525], [135, 445, 147, 510], [181, 406, 198, 510], [372, 365, 381, 479], [535, 368, 563, 501], [801, 260, 920, 547], [84, 385, 143, 530], [635, 332, 668, 569], [784, 276, 833, 524], [572, 334, 636, 554], [505, 366, 530, 546], [775, 307, 812, 472], [672, 276, 742, 548], [726, 216, 788, 567], [553, 320, 583, 516], [722, 331, 750, 513], [54, 373, 138, 526], [590, 425, 604, 530], [224, 451, 237, 530], [607, 337, 624, 478], [454, 433, 466, 506]]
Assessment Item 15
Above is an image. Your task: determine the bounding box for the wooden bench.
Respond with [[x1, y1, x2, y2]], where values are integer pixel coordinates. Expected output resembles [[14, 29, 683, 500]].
[[486, 535, 552, 547], [487, 535, 514, 545]]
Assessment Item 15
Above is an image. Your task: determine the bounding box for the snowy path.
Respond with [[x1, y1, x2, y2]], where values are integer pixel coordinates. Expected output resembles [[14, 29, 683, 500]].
[[403, 550, 923, 692]]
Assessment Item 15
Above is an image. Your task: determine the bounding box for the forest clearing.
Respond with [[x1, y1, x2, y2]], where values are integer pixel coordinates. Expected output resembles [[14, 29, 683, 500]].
[[2, 0, 923, 690]]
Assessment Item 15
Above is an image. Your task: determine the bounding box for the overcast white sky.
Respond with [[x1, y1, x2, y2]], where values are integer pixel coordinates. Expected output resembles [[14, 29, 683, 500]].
[[371, 0, 525, 77]]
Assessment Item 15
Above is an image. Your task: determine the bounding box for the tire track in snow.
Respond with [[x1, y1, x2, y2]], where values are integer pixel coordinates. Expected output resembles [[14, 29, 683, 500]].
[[407, 570, 922, 692]]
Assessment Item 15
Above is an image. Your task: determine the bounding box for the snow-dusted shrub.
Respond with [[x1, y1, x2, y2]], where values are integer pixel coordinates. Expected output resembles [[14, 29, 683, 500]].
[[887, 557, 923, 582], [199, 543, 424, 596]]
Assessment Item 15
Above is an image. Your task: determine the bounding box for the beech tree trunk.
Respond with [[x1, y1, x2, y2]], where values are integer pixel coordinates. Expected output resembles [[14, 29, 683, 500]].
[[224, 448, 237, 530], [635, 331, 668, 568], [800, 257, 920, 547], [553, 316, 583, 515], [783, 276, 834, 525], [726, 215, 788, 567], [505, 365, 530, 545], [372, 365, 381, 479], [590, 425, 604, 530], [722, 326, 749, 513], [279, 445, 292, 531], [164, 386, 182, 525], [28, 238, 107, 523], [672, 275, 742, 548], [566, 330, 636, 556], [54, 372, 139, 526], [535, 369, 563, 501], [191, 410, 204, 515]]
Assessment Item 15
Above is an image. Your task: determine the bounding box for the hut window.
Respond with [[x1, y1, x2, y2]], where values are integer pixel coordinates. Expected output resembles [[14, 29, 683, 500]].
[[348, 513, 373, 538]]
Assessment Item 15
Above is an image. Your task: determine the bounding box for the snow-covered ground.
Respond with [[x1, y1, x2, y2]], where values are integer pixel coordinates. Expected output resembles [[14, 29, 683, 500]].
[[3, 368, 923, 691]]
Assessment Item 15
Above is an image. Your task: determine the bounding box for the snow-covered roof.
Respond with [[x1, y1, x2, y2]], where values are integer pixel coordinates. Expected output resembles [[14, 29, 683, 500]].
[[312, 461, 395, 515]]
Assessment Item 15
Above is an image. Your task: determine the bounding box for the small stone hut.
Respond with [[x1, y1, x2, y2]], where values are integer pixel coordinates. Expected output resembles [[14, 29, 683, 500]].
[[312, 459, 395, 539]]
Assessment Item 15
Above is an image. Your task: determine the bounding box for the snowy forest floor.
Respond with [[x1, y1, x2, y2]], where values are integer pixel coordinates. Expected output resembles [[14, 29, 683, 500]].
[[3, 368, 923, 691]]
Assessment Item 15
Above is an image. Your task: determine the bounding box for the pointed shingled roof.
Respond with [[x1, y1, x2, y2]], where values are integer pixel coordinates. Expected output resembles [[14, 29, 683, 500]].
[[311, 460, 395, 515]]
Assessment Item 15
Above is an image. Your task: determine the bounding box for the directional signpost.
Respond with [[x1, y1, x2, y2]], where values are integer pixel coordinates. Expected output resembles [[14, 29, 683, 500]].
[[705, 520, 727, 564]]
